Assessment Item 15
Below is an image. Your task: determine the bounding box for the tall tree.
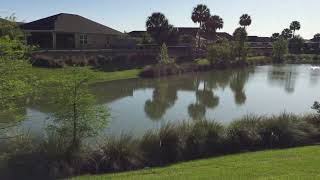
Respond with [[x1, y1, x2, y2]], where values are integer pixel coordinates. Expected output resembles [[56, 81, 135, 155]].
[[191, 4, 211, 48], [202, 15, 224, 39], [233, 27, 248, 62], [313, 33, 320, 42], [290, 21, 301, 37], [271, 33, 280, 42], [281, 28, 293, 39], [239, 14, 252, 29], [146, 12, 173, 45]]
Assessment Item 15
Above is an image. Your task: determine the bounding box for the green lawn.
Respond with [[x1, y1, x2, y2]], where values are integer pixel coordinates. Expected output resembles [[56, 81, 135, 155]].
[[31, 67, 141, 83], [70, 146, 320, 180]]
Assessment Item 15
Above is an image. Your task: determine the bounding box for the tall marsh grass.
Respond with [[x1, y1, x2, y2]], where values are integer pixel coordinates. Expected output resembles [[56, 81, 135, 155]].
[[1, 113, 320, 179]]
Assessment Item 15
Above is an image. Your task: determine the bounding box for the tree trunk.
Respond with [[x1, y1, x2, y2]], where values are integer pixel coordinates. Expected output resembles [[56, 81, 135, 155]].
[[198, 22, 202, 49]]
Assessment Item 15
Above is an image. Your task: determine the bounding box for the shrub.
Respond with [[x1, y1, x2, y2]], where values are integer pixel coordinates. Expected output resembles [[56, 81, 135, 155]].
[[140, 124, 180, 166], [246, 56, 272, 65], [258, 113, 318, 148], [225, 115, 262, 152], [139, 64, 181, 78], [207, 39, 233, 65], [179, 120, 224, 159], [272, 38, 288, 63], [89, 135, 142, 173]]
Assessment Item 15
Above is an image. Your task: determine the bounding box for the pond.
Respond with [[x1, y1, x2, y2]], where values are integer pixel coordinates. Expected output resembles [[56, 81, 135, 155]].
[[14, 64, 320, 137]]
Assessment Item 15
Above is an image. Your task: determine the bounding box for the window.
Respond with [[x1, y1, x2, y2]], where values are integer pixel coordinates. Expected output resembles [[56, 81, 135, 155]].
[[80, 34, 88, 45]]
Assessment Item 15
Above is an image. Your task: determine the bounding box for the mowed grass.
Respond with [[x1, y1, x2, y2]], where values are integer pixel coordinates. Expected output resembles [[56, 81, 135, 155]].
[[70, 146, 320, 180], [30, 67, 141, 83]]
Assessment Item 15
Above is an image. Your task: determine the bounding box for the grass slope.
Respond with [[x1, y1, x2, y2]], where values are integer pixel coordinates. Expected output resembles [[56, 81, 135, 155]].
[[71, 146, 320, 180], [31, 67, 141, 83]]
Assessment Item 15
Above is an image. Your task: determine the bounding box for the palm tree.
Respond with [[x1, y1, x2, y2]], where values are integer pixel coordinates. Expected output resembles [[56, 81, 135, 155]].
[[281, 28, 293, 39], [146, 12, 171, 44], [239, 14, 252, 29], [290, 21, 301, 37], [202, 15, 223, 40], [313, 33, 320, 42], [271, 33, 280, 42], [191, 4, 211, 48]]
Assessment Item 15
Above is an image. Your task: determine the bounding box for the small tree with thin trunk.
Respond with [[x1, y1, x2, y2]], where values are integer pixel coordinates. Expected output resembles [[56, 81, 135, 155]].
[[159, 43, 169, 64], [47, 67, 109, 156], [272, 37, 288, 63]]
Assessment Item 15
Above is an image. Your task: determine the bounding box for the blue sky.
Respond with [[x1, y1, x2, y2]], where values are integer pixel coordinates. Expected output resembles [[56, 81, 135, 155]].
[[1, 0, 319, 39]]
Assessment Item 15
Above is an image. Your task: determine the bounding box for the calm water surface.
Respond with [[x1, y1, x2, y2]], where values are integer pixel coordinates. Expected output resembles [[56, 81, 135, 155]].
[[18, 65, 320, 137]]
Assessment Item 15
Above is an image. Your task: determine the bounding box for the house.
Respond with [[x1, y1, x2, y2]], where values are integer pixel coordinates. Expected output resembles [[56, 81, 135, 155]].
[[175, 27, 233, 42], [304, 39, 320, 54], [128, 28, 232, 45], [246, 36, 273, 56], [20, 13, 125, 49]]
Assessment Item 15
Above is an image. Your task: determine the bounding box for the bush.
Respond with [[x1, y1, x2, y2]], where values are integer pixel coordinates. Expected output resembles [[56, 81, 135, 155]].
[[2, 113, 320, 179], [140, 124, 180, 166], [246, 56, 272, 65], [272, 38, 288, 63], [88, 135, 142, 173], [225, 115, 262, 152], [258, 113, 318, 148], [207, 39, 233, 65], [179, 121, 224, 159]]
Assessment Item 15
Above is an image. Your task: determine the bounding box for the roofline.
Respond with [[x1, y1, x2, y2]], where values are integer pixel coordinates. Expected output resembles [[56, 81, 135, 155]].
[[20, 13, 123, 35]]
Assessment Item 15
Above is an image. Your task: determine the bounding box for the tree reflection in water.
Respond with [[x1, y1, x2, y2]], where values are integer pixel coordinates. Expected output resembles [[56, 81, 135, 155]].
[[267, 65, 298, 93], [144, 79, 177, 121], [230, 69, 252, 105]]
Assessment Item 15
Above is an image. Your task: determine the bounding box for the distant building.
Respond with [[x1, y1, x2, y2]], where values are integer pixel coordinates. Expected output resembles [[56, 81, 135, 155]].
[[175, 27, 233, 42], [246, 36, 273, 56], [20, 13, 126, 49], [304, 40, 320, 54], [128, 28, 232, 45]]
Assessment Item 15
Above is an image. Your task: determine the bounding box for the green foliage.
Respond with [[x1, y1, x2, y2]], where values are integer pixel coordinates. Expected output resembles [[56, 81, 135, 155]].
[[0, 16, 36, 137], [233, 27, 248, 61], [207, 39, 233, 65], [239, 14, 252, 28], [290, 21, 301, 36], [246, 56, 272, 65], [46, 67, 109, 153], [202, 15, 224, 35], [146, 13, 177, 45], [312, 101, 320, 114], [313, 33, 320, 42], [288, 35, 304, 54], [0, 15, 24, 40], [272, 38, 288, 63], [191, 4, 211, 48], [271, 33, 280, 42], [281, 28, 293, 39], [159, 43, 169, 64], [3, 112, 320, 179]]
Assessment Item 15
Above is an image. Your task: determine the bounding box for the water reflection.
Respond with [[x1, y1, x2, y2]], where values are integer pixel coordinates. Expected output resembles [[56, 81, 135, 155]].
[[144, 79, 177, 121], [267, 65, 298, 93], [4, 65, 320, 137], [310, 68, 320, 86], [230, 70, 251, 105]]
